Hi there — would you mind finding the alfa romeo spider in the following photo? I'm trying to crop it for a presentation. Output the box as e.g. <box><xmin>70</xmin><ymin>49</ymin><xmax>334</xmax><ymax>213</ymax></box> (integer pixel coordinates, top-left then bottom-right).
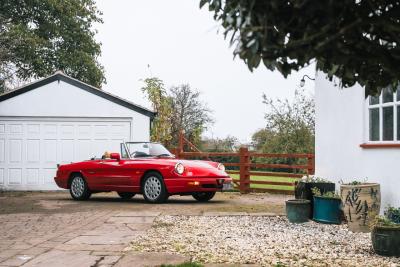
<box><xmin>54</xmin><ymin>142</ymin><xmax>233</xmax><ymax>203</ymax></box>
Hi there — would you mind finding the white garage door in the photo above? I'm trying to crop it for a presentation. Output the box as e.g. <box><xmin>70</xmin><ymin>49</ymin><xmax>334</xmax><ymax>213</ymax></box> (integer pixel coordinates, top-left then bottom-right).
<box><xmin>0</xmin><ymin>118</ymin><xmax>131</xmax><ymax>190</ymax></box>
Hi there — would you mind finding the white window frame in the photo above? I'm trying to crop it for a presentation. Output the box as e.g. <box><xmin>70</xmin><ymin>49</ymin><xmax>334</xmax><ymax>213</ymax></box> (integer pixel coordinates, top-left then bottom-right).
<box><xmin>365</xmin><ymin>89</ymin><xmax>400</xmax><ymax>144</ymax></box>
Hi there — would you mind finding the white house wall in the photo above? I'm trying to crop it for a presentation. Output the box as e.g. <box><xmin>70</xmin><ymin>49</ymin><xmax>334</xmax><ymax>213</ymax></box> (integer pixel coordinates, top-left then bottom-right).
<box><xmin>0</xmin><ymin>80</ymin><xmax>150</xmax><ymax>142</ymax></box>
<box><xmin>315</xmin><ymin>71</ymin><xmax>400</xmax><ymax>208</ymax></box>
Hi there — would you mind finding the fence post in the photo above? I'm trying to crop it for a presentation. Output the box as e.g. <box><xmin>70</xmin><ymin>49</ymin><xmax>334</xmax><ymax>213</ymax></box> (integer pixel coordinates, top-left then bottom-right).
<box><xmin>171</xmin><ymin>148</ymin><xmax>180</xmax><ymax>159</ymax></box>
<box><xmin>239</xmin><ymin>146</ymin><xmax>250</xmax><ymax>193</ymax></box>
<box><xmin>177</xmin><ymin>130</ymin><xmax>184</xmax><ymax>159</ymax></box>
<box><xmin>307</xmin><ymin>155</ymin><xmax>315</xmax><ymax>175</ymax></box>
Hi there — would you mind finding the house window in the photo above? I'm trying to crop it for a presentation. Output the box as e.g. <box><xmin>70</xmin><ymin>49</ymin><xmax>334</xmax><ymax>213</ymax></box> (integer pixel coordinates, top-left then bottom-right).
<box><xmin>367</xmin><ymin>87</ymin><xmax>400</xmax><ymax>142</ymax></box>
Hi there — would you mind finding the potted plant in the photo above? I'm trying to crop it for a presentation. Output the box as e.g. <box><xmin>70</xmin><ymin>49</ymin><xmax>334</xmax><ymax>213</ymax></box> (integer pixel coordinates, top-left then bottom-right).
<box><xmin>384</xmin><ymin>206</ymin><xmax>400</xmax><ymax>224</ymax></box>
<box><xmin>312</xmin><ymin>188</ymin><xmax>342</xmax><ymax>224</ymax></box>
<box><xmin>340</xmin><ymin>180</ymin><xmax>381</xmax><ymax>232</ymax></box>
<box><xmin>295</xmin><ymin>175</ymin><xmax>335</xmax><ymax>218</ymax></box>
<box><xmin>285</xmin><ymin>199</ymin><xmax>311</xmax><ymax>223</ymax></box>
<box><xmin>371</xmin><ymin>207</ymin><xmax>400</xmax><ymax>256</ymax></box>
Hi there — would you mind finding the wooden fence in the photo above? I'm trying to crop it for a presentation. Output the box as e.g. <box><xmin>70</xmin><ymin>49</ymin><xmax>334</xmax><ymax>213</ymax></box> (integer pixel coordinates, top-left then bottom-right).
<box><xmin>170</xmin><ymin>132</ymin><xmax>314</xmax><ymax>194</ymax></box>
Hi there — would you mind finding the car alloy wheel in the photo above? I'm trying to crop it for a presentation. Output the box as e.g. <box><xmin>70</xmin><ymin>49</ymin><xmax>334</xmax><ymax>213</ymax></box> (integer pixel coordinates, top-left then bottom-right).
<box><xmin>69</xmin><ymin>175</ymin><xmax>91</xmax><ymax>200</ymax></box>
<box><xmin>144</xmin><ymin>176</ymin><xmax>162</xmax><ymax>201</ymax></box>
<box><xmin>142</xmin><ymin>172</ymin><xmax>168</xmax><ymax>203</ymax></box>
<box><xmin>71</xmin><ymin>176</ymin><xmax>85</xmax><ymax>197</ymax></box>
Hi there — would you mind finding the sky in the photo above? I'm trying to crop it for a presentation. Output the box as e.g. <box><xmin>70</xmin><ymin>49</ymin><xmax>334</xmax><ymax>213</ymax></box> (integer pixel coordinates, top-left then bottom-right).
<box><xmin>95</xmin><ymin>0</ymin><xmax>315</xmax><ymax>143</ymax></box>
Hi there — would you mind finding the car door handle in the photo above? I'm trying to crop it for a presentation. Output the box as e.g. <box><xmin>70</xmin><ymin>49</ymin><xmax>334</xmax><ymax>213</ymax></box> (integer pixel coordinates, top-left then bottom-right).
<box><xmin>88</xmin><ymin>171</ymin><xmax>95</xmax><ymax>174</ymax></box>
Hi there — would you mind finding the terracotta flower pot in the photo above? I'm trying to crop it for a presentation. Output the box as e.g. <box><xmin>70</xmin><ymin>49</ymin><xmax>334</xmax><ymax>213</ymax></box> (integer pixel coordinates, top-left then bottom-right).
<box><xmin>340</xmin><ymin>183</ymin><xmax>380</xmax><ymax>232</ymax></box>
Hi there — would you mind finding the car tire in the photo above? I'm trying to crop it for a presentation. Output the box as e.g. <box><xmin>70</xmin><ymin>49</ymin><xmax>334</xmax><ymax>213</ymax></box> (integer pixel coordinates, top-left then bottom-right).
<box><xmin>69</xmin><ymin>175</ymin><xmax>91</xmax><ymax>200</ymax></box>
<box><xmin>142</xmin><ymin>172</ymin><xmax>168</xmax><ymax>203</ymax></box>
<box><xmin>192</xmin><ymin>192</ymin><xmax>216</xmax><ymax>202</ymax></box>
<box><xmin>117</xmin><ymin>192</ymin><xmax>135</xmax><ymax>200</ymax></box>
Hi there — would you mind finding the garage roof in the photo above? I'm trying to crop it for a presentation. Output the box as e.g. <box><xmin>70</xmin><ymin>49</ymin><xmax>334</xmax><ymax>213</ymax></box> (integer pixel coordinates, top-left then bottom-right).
<box><xmin>0</xmin><ymin>71</ymin><xmax>156</xmax><ymax>119</ymax></box>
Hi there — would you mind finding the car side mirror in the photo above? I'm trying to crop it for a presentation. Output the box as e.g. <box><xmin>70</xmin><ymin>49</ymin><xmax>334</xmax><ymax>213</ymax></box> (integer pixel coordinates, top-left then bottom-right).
<box><xmin>110</xmin><ymin>153</ymin><xmax>121</xmax><ymax>161</ymax></box>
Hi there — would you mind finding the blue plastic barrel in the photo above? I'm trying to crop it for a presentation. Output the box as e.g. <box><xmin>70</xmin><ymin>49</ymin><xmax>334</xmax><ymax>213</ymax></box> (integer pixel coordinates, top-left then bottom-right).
<box><xmin>313</xmin><ymin>196</ymin><xmax>342</xmax><ymax>224</ymax></box>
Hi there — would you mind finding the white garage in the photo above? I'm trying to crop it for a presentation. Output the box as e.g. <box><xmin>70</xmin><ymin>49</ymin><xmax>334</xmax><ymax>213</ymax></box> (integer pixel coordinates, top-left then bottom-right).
<box><xmin>0</xmin><ymin>71</ymin><xmax>155</xmax><ymax>190</ymax></box>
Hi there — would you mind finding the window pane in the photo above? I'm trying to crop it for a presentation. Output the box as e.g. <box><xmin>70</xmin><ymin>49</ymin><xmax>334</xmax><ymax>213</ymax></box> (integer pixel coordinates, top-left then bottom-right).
<box><xmin>383</xmin><ymin>106</ymin><xmax>394</xmax><ymax>140</ymax></box>
<box><xmin>382</xmin><ymin>87</ymin><xmax>394</xmax><ymax>103</ymax></box>
<box><xmin>369</xmin><ymin>108</ymin><xmax>380</xmax><ymax>141</ymax></box>
<box><xmin>398</xmin><ymin>106</ymin><xmax>400</xmax><ymax>140</ymax></box>
<box><xmin>121</xmin><ymin>144</ymin><xmax>129</xmax><ymax>158</ymax></box>
<box><xmin>369</xmin><ymin>95</ymin><xmax>379</xmax><ymax>105</ymax></box>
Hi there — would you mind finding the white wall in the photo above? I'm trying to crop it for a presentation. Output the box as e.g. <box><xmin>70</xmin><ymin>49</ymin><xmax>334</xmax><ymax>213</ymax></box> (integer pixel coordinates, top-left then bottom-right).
<box><xmin>0</xmin><ymin>80</ymin><xmax>150</xmax><ymax>142</ymax></box>
<box><xmin>315</xmin><ymin>72</ymin><xmax>400</xmax><ymax>208</ymax></box>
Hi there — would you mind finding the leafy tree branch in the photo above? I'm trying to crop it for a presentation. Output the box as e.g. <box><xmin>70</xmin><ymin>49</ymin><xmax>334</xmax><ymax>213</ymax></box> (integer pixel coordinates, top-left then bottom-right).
<box><xmin>200</xmin><ymin>0</ymin><xmax>400</xmax><ymax>95</ymax></box>
<box><xmin>0</xmin><ymin>0</ymin><xmax>105</xmax><ymax>92</ymax></box>
<box><xmin>141</xmin><ymin>77</ymin><xmax>213</xmax><ymax>148</ymax></box>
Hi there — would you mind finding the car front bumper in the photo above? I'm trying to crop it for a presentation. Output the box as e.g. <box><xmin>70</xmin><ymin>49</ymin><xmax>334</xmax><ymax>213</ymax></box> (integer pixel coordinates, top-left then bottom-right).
<box><xmin>164</xmin><ymin>176</ymin><xmax>233</xmax><ymax>194</ymax></box>
<box><xmin>54</xmin><ymin>176</ymin><xmax>68</xmax><ymax>189</ymax></box>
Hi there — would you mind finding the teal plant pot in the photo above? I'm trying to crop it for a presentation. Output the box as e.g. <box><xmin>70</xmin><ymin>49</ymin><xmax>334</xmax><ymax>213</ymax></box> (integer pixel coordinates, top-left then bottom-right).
<box><xmin>286</xmin><ymin>199</ymin><xmax>311</xmax><ymax>223</ymax></box>
<box><xmin>295</xmin><ymin>181</ymin><xmax>336</xmax><ymax>219</ymax></box>
<box><xmin>313</xmin><ymin>196</ymin><xmax>342</xmax><ymax>224</ymax></box>
<box><xmin>372</xmin><ymin>226</ymin><xmax>400</xmax><ymax>256</ymax></box>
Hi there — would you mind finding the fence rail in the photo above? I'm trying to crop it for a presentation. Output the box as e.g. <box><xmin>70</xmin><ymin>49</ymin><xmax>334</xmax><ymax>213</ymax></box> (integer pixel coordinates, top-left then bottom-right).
<box><xmin>172</xmin><ymin>145</ymin><xmax>315</xmax><ymax>194</ymax></box>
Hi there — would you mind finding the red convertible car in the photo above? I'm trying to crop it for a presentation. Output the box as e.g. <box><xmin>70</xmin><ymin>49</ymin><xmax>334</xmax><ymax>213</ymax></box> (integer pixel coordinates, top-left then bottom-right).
<box><xmin>54</xmin><ymin>142</ymin><xmax>233</xmax><ymax>203</ymax></box>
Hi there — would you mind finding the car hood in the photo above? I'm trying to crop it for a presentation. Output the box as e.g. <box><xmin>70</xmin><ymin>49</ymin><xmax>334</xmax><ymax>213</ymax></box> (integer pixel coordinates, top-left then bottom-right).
<box><xmin>132</xmin><ymin>158</ymin><xmax>229</xmax><ymax>178</ymax></box>
<box><xmin>167</xmin><ymin>158</ymin><xmax>217</xmax><ymax>168</ymax></box>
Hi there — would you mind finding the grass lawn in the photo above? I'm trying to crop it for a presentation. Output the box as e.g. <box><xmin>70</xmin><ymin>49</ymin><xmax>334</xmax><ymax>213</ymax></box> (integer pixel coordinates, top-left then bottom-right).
<box><xmin>161</xmin><ymin>263</ymin><xmax>203</xmax><ymax>267</ymax></box>
<box><xmin>229</xmin><ymin>173</ymin><xmax>299</xmax><ymax>191</ymax></box>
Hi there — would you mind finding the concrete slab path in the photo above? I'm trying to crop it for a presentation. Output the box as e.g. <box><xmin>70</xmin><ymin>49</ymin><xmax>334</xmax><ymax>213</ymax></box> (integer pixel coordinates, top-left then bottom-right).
<box><xmin>0</xmin><ymin>211</ymin><xmax>185</xmax><ymax>267</ymax></box>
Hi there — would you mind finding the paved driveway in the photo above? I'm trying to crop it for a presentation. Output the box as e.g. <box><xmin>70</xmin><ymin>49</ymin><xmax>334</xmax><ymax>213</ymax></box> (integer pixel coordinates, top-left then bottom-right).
<box><xmin>0</xmin><ymin>192</ymin><xmax>288</xmax><ymax>266</ymax></box>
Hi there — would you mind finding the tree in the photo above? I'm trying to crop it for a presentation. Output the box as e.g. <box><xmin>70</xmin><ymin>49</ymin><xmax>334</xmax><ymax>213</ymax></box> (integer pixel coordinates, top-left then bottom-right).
<box><xmin>200</xmin><ymin>0</ymin><xmax>400</xmax><ymax>95</ymax></box>
<box><xmin>0</xmin><ymin>16</ymin><xmax>15</xmax><ymax>92</ymax></box>
<box><xmin>0</xmin><ymin>0</ymin><xmax>105</xmax><ymax>92</ymax></box>
<box><xmin>169</xmin><ymin>84</ymin><xmax>213</xmax><ymax>147</ymax></box>
<box><xmin>202</xmin><ymin>135</ymin><xmax>239</xmax><ymax>152</ymax></box>
<box><xmin>252</xmin><ymin>89</ymin><xmax>314</xmax><ymax>171</ymax></box>
<box><xmin>201</xmin><ymin>135</ymin><xmax>240</xmax><ymax>170</ymax></box>
<box><xmin>141</xmin><ymin>78</ymin><xmax>213</xmax><ymax>148</ymax></box>
<box><xmin>141</xmin><ymin>77</ymin><xmax>174</xmax><ymax>146</ymax></box>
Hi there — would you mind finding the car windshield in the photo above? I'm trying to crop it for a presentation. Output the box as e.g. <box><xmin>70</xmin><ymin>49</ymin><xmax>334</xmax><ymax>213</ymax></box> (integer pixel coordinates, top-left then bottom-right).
<box><xmin>125</xmin><ymin>142</ymin><xmax>173</xmax><ymax>158</ymax></box>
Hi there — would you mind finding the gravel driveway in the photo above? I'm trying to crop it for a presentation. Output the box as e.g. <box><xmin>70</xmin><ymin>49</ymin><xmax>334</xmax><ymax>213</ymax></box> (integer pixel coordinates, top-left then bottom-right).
<box><xmin>130</xmin><ymin>215</ymin><xmax>400</xmax><ymax>267</ymax></box>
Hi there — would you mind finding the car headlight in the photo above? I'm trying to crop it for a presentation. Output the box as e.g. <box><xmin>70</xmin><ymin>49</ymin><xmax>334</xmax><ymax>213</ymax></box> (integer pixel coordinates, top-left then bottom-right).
<box><xmin>217</xmin><ymin>163</ymin><xmax>225</xmax><ymax>172</ymax></box>
<box><xmin>175</xmin><ymin>163</ymin><xmax>185</xmax><ymax>174</ymax></box>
